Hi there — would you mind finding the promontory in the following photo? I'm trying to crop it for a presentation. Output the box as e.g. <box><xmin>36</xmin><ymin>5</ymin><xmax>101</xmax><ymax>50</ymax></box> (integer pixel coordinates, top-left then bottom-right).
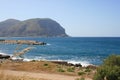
<box><xmin>0</xmin><ymin>18</ymin><xmax>68</xmax><ymax>37</ymax></box>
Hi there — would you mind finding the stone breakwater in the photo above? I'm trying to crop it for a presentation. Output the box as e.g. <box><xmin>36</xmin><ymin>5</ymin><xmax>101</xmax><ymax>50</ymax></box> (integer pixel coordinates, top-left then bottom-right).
<box><xmin>0</xmin><ymin>39</ymin><xmax>46</xmax><ymax>45</ymax></box>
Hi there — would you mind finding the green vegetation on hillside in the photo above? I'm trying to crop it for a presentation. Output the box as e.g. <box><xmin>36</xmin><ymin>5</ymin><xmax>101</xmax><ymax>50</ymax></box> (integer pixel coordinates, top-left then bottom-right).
<box><xmin>94</xmin><ymin>54</ymin><xmax>120</xmax><ymax>80</ymax></box>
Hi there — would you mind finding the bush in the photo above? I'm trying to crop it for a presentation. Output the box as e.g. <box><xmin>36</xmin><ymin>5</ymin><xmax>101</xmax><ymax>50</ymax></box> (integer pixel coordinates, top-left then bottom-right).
<box><xmin>31</xmin><ymin>60</ymin><xmax>36</xmax><ymax>62</ymax></box>
<box><xmin>67</xmin><ymin>67</ymin><xmax>75</xmax><ymax>72</ymax></box>
<box><xmin>44</xmin><ymin>63</ymin><xmax>48</xmax><ymax>66</ymax></box>
<box><xmin>58</xmin><ymin>68</ymin><xmax>65</xmax><ymax>72</ymax></box>
<box><xmin>94</xmin><ymin>54</ymin><xmax>120</xmax><ymax>80</ymax></box>
<box><xmin>84</xmin><ymin>68</ymin><xmax>91</xmax><ymax>72</ymax></box>
<box><xmin>78</xmin><ymin>71</ymin><xmax>85</xmax><ymax>76</ymax></box>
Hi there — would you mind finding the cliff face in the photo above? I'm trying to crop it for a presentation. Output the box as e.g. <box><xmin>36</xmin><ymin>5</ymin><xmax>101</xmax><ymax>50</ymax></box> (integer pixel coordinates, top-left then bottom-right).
<box><xmin>0</xmin><ymin>18</ymin><xmax>68</xmax><ymax>37</ymax></box>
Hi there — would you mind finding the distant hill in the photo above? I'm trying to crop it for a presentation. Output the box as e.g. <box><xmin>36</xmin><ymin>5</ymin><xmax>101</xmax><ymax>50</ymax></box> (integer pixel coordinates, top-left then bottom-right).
<box><xmin>0</xmin><ymin>18</ymin><xmax>68</xmax><ymax>37</ymax></box>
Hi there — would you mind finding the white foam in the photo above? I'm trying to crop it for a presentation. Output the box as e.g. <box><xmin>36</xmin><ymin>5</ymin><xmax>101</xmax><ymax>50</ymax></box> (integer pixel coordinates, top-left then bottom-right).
<box><xmin>11</xmin><ymin>57</ymin><xmax>32</xmax><ymax>62</ymax></box>
<box><xmin>47</xmin><ymin>43</ymin><xmax>51</xmax><ymax>45</ymax></box>
<box><xmin>68</xmin><ymin>61</ymin><xmax>91</xmax><ymax>67</ymax></box>
<box><xmin>23</xmin><ymin>58</ymin><xmax>32</xmax><ymax>62</ymax></box>
<box><xmin>0</xmin><ymin>52</ymin><xmax>8</xmax><ymax>55</ymax></box>
<box><xmin>11</xmin><ymin>57</ymin><xmax>23</xmax><ymax>60</ymax></box>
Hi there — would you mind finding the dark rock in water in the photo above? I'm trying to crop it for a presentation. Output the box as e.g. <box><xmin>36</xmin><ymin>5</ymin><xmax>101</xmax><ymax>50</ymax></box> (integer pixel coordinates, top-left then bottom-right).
<box><xmin>74</xmin><ymin>63</ymin><xmax>82</xmax><ymax>67</ymax></box>
<box><xmin>51</xmin><ymin>61</ymin><xmax>82</xmax><ymax>67</ymax></box>
<box><xmin>51</xmin><ymin>61</ymin><xmax>68</xmax><ymax>65</ymax></box>
<box><xmin>0</xmin><ymin>54</ymin><xmax>10</xmax><ymax>59</ymax></box>
<box><xmin>68</xmin><ymin>63</ymin><xmax>74</xmax><ymax>66</ymax></box>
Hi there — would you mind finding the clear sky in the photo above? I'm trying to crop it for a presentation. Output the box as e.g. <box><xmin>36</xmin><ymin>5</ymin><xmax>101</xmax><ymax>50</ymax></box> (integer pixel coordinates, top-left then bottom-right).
<box><xmin>0</xmin><ymin>0</ymin><xmax>120</xmax><ymax>37</ymax></box>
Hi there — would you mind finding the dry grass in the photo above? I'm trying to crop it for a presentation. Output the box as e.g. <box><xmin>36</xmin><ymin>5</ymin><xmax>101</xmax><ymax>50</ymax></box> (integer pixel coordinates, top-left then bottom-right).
<box><xmin>0</xmin><ymin>60</ymin><xmax>58</xmax><ymax>73</ymax></box>
<box><xmin>0</xmin><ymin>60</ymin><xmax>95</xmax><ymax>79</ymax></box>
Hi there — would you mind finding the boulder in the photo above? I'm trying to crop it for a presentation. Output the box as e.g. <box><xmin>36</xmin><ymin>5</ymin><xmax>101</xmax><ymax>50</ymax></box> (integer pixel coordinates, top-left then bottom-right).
<box><xmin>0</xmin><ymin>54</ymin><xmax>10</xmax><ymax>59</ymax></box>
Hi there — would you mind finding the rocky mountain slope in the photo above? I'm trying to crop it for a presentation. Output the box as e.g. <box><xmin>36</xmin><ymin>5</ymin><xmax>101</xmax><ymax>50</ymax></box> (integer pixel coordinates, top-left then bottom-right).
<box><xmin>0</xmin><ymin>18</ymin><xmax>68</xmax><ymax>37</ymax></box>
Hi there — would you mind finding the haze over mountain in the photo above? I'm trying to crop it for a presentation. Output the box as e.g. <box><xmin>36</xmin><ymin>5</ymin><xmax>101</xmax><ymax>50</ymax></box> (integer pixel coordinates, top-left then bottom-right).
<box><xmin>0</xmin><ymin>18</ymin><xmax>68</xmax><ymax>37</ymax></box>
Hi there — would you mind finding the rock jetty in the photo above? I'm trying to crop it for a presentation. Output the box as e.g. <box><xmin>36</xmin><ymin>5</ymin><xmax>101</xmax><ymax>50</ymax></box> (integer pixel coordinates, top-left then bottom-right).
<box><xmin>0</xmin><ymin>39</ymin><xmax>46</xmax><ymax>45</ymax></box>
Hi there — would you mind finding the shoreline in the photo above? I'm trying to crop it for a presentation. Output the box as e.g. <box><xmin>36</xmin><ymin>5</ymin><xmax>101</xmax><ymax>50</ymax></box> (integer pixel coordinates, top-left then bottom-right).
<box><xmin>0</xmin><ymin>52</ymin><xmax>97</xmax><ymax>68</ymax></box>
<box><xmin>10</xmin><ymin>58</ymin><xmax>97</xmax><ymax>68</ymax></box>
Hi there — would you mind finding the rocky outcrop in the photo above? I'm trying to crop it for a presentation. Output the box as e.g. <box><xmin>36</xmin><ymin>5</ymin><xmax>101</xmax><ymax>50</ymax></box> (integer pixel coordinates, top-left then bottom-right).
<box><xmin>51</xmin><ymin>61</ymin><xmax>82</xmax><ymax>67</ymax></box>
<box><xmin>0</xmin><ymin>54</ymin><xmax>10</xmax><ymax>59</ymax></box>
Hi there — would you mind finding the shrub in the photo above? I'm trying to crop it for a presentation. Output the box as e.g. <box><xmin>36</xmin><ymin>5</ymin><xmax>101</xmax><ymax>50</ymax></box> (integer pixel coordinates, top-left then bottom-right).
<box><xmin>93</xmin><ymin>54</ymin><xmax>120</xmax><ymax>80</ymax></box>
<box><xmin>58</xmin><ymin>68</ymin><xmax>65</xmax><ymax>72</ymax></box>
<box><xmin>31</xmin><ymin>60</ymin><xmax>36</xmax><ymax>62</ymax></box>
<box><xmin>44</xmin><ymin>63</ymin><xmax>48</xmax><ymax>66</ymax></box>
<box><xmin>84</xmin><ymin>68</ymin><xmax>91</xmax><ymax>72</ymax></box>
<box><xmin>78</xmin><ymin>71</ymin><xmax>85</xmax><ymax>76</ymax></box>
<box><xmin>67</xmin><ymin>67</ymin><xmax>75</xmax><ymax>72</ymax></box>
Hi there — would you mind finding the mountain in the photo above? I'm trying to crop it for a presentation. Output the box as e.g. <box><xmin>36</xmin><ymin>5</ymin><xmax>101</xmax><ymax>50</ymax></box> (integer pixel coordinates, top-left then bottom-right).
<box><xmin>0</xmin><ymin>18</ymin><xmax>68</xmax><ymax>37</ymax></box>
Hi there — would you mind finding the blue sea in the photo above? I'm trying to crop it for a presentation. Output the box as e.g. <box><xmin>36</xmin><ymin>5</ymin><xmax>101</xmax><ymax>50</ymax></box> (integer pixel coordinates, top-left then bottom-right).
<box><xmin>0</xmin><ymin>37</ymin><xmax>120</xmax><ymax>66</ymax></box>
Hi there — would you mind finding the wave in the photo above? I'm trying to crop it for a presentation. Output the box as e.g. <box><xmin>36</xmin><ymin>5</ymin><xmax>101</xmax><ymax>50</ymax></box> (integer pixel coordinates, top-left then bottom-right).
<box><xmin>0</xmin><ymin>52</ymin><xmax>10</xmax><ymax>56</ymax></box>
<box><xmin>47</xmin><ymin>43</ymin><xmax>51</xmax><ymax>45</ymax></box>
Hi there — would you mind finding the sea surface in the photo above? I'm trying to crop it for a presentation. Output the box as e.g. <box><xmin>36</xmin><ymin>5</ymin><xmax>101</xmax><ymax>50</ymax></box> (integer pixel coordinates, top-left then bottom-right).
<box><xmin>0</xmin><ymin>37</ymin><xmax>120</xmax><ymax>66</ymax></box>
